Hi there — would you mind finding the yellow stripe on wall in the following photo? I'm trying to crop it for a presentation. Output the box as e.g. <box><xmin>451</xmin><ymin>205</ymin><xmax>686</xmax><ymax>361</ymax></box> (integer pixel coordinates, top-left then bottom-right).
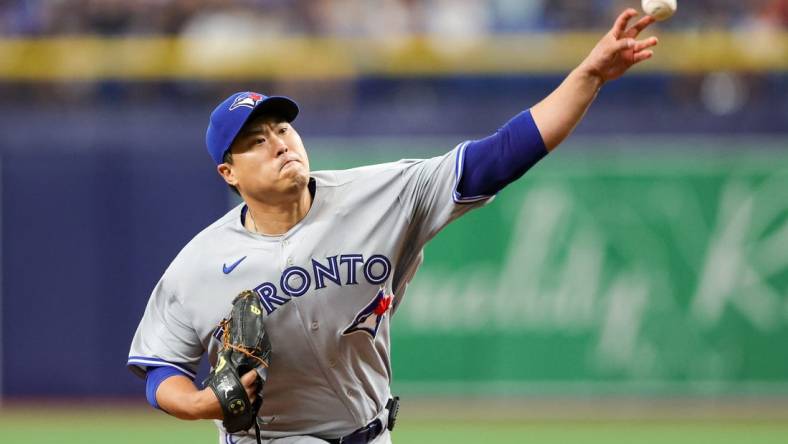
<box><xmin>0</xmin><ymin>31</ymin><xmax>785</xmax><ymax>81</ymax></box>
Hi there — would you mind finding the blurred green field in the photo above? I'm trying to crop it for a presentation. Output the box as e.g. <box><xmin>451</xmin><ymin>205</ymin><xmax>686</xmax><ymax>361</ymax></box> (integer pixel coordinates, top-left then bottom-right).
<box><xmin>2</xmin><ymin>402</ymin><xmax>788</xmax><ymax>444</ymax></box>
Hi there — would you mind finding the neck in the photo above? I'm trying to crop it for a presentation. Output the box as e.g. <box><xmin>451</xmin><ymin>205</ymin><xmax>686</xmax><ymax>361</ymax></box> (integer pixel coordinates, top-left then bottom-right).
<box><xmin>244</xmin><ymin>186</ymin><xmax>312</xmax><ymax>236</ymax></box>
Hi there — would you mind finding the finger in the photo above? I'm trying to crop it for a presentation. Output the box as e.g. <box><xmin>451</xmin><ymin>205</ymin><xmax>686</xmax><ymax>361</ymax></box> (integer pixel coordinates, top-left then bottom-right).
<box><xmin>614</xmin><ymin>37</ymin><xmax>636</xmax><ymax>52</ymax></box>
<box><xmin>633</xmin><ymin>50</ymin><xmax>654</xmax><ymax>63</ymax></box>
<box><xmin>246</xmin><ymin>385</ymin><xmax>257</xmax><ymax>402</ymax></box>
<box><xmin>633</xmin><ymin>36</ymin><xmax>659</xmax><ymax>52</ymax></box>
<box><xmin>613</xmin><ymin>8</ymin><xmax>639</xmax><ymax>37</ymax></box>
<box><xmin>241</xmin><ymin>369</ymin><xmax>260</xmax><ymax>401</ymax></box>
<box><xmin>241</xmin><ymin>369</ymin><xmax>259</xmax><ymax>387</ymax></box>
<box><xmin>626</xmin><ymin>15</ymin><xmax>656</xmax><ymax>38</ymax></box>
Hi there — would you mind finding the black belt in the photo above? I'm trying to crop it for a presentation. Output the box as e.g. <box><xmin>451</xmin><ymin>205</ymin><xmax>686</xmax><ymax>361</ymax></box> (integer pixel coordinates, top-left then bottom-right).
<box><xmin>325</xmin><ymin>397</ymin><xmax>400</xmax><ymax>444</ymax></box>
<box><xmin>325</xmin><ymin>418</ymin><xmax>383</xmax><ymax>444</ymax></box>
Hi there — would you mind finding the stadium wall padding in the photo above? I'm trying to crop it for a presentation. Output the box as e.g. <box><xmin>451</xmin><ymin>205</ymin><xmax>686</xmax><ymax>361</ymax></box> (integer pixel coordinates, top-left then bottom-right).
<box><xmin>1</xmin><ymin>75</ymin><xmax>787</xmax><ymax>397</ymax></box>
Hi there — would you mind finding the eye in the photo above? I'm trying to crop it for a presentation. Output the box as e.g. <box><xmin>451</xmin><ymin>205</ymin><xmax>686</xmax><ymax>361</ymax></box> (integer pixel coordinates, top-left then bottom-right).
<box><xmin>254</xmin><ymin>137</ymin><xmax>266</xmax><ymax>145</ymax></box>
<box><xmin>279</xmin><ymin>126</ymin><xmax>288</xmax><ymax>135</ymax></box>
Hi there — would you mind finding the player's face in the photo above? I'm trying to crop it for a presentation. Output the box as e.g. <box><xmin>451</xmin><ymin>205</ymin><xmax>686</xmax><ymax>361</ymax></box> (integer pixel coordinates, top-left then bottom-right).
<box><xmin>219</xmin><ymin>114</ymin><xmax>310</xmax><ymax>202</ymax></box>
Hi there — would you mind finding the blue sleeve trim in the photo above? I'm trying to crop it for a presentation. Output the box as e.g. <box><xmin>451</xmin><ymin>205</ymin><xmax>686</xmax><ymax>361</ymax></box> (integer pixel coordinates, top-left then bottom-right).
<box><xmin>146</xmin><ymin>366</ymin><xmax>190</xmax><ymax>410</ymax></box>
<box><xmin>456</xmin><ymin>109</ymin><xmax>548</xmax><ymax>199</ymax></box>
<box><xmin>127</xmin><ymin>356</ymin><xmax>197</xmax><ymax>380</ymax></box>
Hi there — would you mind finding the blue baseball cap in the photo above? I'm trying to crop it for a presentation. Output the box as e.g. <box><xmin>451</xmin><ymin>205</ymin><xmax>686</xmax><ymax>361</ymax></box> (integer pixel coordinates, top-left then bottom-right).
<box><xmin>205</xmin><ymin>91</ymin><xmax>299</xmax><ymax>165</ymax></box>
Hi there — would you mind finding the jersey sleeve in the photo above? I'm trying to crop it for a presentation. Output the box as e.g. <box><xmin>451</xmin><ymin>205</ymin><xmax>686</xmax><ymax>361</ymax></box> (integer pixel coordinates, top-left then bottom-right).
<box><xmin>127</xmin><ymin>276</ymin><xmax>202</xmax><ymax>380</ymax></box>
<box><xmin>398</xmin><ymin>142</ymin><xmax>494</xmax><ymax>246</ymax></box>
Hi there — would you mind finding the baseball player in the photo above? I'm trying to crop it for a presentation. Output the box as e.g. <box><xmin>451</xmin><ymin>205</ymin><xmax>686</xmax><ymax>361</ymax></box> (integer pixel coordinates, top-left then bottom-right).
<box><xmin>128</xmin><ymin>10</ymin><xmax>658</xmax><ymax>444</ymax></box>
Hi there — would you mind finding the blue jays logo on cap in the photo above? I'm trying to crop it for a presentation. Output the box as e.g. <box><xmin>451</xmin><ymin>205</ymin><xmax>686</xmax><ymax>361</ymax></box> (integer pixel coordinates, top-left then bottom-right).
<box><xmin>342</xmin><ymin>287</ymin><xmax>394</xmax><ymax>339</ymax></box>
<box><xmin>229</xmin><ymin>92</ymin><xmax>265</xmax><ymax>111</ymax></box>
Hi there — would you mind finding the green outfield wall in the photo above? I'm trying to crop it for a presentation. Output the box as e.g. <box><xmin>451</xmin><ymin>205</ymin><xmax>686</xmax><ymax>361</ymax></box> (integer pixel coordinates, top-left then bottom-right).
<box><xmin>309</xmin><ymin>137</ymin><xmax>788</xmax><ymax>396</ymax></box>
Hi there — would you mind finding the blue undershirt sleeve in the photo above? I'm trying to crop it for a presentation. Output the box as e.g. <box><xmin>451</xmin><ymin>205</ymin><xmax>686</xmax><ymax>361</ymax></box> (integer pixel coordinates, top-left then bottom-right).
<box><xmin>145</xmin><ymin>365</ymin><xmax>191</xmax><ymax>410</ymax></box>
<box><xmin>457</xmin><ymin>109</ymin><xmax>548</xmax><ymax>199</ymax></box>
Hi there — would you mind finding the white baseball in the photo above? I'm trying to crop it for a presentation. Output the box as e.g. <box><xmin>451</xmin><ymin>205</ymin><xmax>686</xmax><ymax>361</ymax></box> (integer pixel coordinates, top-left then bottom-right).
<box><xmin>642</xmin><ymin>0</ymin><xmax>677</xmax><ymax>21</ymax></box>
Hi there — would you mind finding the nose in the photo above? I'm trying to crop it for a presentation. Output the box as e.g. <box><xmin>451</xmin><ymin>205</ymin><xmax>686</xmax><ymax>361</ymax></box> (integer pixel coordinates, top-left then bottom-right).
<box><xmin>272</xmin><ymin>136</ymin><xmax>288</xmax><ymax>157</ymax></box>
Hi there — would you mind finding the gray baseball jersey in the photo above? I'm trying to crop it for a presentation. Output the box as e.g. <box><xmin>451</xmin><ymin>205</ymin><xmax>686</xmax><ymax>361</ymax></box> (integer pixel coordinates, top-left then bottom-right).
<box><xmin>128</xmin><ymin>142</ymin><xmax>491</xmax><ymax>440</ymax></box>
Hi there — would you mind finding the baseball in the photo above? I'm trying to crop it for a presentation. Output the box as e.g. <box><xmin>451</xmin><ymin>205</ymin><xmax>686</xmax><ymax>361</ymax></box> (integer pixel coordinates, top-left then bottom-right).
<box><xmin>642</xmin><ymin>0</ymin><xmax>677</xmax><ymax>21</ymax></box>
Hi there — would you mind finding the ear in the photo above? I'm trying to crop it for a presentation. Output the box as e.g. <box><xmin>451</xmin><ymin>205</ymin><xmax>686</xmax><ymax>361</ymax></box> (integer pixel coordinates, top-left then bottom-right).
<box><xmin>217</xmin><ymin>163</ymin><xmax>238</xmax><ymax>187</ymax></box>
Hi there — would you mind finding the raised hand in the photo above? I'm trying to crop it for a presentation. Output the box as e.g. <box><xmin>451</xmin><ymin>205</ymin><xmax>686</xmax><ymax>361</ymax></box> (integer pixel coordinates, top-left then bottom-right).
<box><xmin>580</xmin><ymin>9</ymin><xmax>659</xmax><ymax>84</ymax></box>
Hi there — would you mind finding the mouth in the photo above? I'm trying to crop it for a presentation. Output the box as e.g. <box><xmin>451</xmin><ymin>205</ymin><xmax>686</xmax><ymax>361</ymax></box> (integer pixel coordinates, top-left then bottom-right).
<box><xmin>280</xmin><ymin>158</ymin><xmax>301</xmax><ymax>171</ymax></box>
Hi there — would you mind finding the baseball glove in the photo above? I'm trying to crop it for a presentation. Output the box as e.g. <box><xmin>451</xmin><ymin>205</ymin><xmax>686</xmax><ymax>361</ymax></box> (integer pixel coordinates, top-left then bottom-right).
<box><xmin>205</xmin><ymin>290</ymin><xmax>272</xmax><ymax>440</ymax></box>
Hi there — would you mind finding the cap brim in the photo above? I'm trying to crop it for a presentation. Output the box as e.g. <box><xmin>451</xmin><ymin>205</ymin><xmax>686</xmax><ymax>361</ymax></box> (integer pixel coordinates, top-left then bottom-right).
<box><xmin>248</xmin><ymin>96</ymin><xmax>299</xmax><ymax>123</ymax></box>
